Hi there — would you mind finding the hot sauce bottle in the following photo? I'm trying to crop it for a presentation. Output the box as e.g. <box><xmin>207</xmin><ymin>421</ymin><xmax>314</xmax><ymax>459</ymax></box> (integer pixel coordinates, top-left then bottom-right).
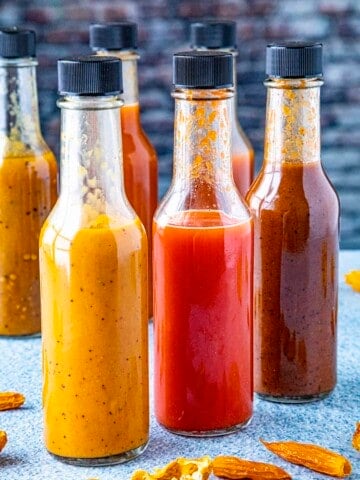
<box><xmin>40</xmin><ymin>56</ymin><xmax>148</xmax><ymax>464</ymax></box>
<box><xmin>246</xmin><ymin>42</ymin><xmax>339</xmax><ymax>402</ymax></box>
<box><xmin>0</xmin><ymin>28</ymin><xmax>58</xmax><ymax>336</ymax></box>
<box><xmin>153</xmin><ymin>51</ymin><xmax>253</xmax><ymax>436</ymax></box>
<box><xmin>90</xmin><ymin>22</ymin><xmax>158</xmax><ymax>318</ymax></box>
<box><xmin>190</xmin><ymin>20</ymin><xmax>254</xmax><ymax>196</ymax></box>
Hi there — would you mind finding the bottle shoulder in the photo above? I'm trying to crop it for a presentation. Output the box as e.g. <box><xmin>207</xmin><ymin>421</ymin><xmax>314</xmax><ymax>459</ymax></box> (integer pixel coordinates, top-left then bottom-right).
<box><xmin>121</xmin><ymin>123</ymin><xmax>157</xmax><ymax>162</ymax></box>
<box><xmin>232</xmin><ymin>121</ymin><xmax>254</xmax><ymax>156</ymax></box>
<box><xmin>247</xmin><ymin>161</ymin><xmax>339</xmax><ymax>215</ymax></box>
<box><xmin>40</xmin><ymin>208</ymin><xmax>146</xmax><ymax>251</ymax></box>
<box><xmin>155</xmin><ymin>184</ymin><xmax>251</xmax><ymax>227</ymax></box>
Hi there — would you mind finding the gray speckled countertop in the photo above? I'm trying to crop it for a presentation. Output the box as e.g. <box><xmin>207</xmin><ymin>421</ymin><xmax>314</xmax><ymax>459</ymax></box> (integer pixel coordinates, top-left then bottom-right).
<box><xmin>0</xmin><ymin>250</ymin><xmax>359</xmax><ymax>480</ymax></box>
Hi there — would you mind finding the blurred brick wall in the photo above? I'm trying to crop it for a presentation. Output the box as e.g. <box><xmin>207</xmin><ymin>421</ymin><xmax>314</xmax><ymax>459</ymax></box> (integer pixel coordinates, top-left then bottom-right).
<box><xmin>1</xmin><ymin>0</ymin><xmax>360</xmax><ymax>247</ymax></box>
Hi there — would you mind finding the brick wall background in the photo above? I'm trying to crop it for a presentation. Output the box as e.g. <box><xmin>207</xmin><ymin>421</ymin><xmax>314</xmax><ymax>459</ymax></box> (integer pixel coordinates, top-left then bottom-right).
<box><xmin>1</xmin><ymin>0</ymin><xmax>359</xmax><ymax>247</ymax></box>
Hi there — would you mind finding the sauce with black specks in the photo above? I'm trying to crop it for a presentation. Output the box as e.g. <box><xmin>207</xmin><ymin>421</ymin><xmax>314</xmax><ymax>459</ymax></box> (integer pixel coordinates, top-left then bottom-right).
<box><xmin>247</xmin><ymin>161</ymin><xmax>339</xmax><ymax>399</ymax></box>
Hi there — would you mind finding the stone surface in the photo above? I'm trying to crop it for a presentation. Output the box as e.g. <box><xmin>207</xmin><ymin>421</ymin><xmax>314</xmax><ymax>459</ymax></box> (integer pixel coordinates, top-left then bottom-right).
<box><xmin>0</xmin><ymin>0</ymin><xmax>358</xmax><ymax>247</ymax></box>
<box><xmin>0</xmin><ymin>251</ymin><xmax>359</xmax><ymax>479</ymax></box>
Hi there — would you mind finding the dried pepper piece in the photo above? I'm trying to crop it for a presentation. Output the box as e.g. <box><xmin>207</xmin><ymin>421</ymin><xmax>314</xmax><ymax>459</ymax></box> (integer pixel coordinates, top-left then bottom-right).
<box><xmin>131</xmin><ymin>472</ymin><xmax>153</xmax><ymax>480</ymax></box>
<box><xmin>352</xmin><ymin>422</ymin><xmax>360</xmax><ymax>451</ymax></box>
<box><xmin>131</xmin><ymin>456</ymin><xmax>212</xmax><ymax>480</ymax></box>
<box><xmin>212</xmin><ymin>455</ymin><xmax>291</xmax><ymax>480</ymax></box>
<box><xmin>261</xmin><ymin>439</ymin><xmax>352</xmax><ymax>478</ymax></box>
<box><xmin>0</xmin><ymin>391</ymin><xmax>25</xmax><ymax>411</ymax></box>
<box><xmin>152</xmin><ymin>458</ymin><xmax>181</xmax><ymax>479</ymax></box>
<box><xmin>0</xmin><ymin>430</ymin><xmax>7</xmax><ymax>452</ymax></box>
<box><xmin>344</xmin><ymin>270</ymin><xmax>360</xmax><ymax>292</ymax></box>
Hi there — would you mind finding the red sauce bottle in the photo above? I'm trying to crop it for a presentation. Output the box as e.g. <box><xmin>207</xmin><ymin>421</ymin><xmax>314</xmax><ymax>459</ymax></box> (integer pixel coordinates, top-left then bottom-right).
<box><xmin>246</xmin><ymin>42</ymin><xmax>339</xmax><ymax>402</ymax></box>
<box><xmin>190</xmin><ymin>20</ymin><xmax>254</xmax><ymax>197</ymax></box>
<box><xmin>153</xmin><ymin>52</ymin><xmax>253</xmax><ymax>436</ymax></box>
<box><xmin>90</xmin><ymin>23</ymin><xmax>158</xmax><ymax>318</ymax></box>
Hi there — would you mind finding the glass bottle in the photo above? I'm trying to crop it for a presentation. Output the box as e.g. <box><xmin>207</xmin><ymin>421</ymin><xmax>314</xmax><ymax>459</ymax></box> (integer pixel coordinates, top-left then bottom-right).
<box><xmin>153</xmin><ymin>51</ymin><xmax>253</xmax><ymax>436</ymax></box>
<box><xmin>246</xmin><ymin>42</ymin><xmax>339</xmax><ymax>402</ymax></box>
<box><xmin>190</xmin><ymin>20</ymin><xmax>254</xmax><ymax>196</ymax></box>
<box><xmin>90</xmin><ymin>22</ymin><xmax>158</xmax><ymax>318</ymax></box>
<box><xmin>40</xmin><ymin>56</ymin><xmax>148</xmax><ymax>464</ymax></box>
<box><xmin>0</xmin><ymin>28</ymin><xmax>58</xmax><ymax>336</ymax></box>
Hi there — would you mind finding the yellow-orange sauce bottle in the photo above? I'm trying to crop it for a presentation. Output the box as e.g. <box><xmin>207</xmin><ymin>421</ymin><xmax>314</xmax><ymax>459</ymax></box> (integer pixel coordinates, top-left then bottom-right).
<box><xmin>39</xmin><ymin>56</ymin><xmax>148</xmax><ymax>465</ymax></box>
<box><xmin>90</xmin><ymin>22</ymin><xmax>158</xmax><ymax>318</ymax></box>
<box><xmin>0</xmin><ymin>28</ymin><xmax>58</xmax><ymax>336</ymax></box>
<box><xmin>190</xmin><ymin>20</ymin><xmax>254</xmax><ymax>197</ymax></box>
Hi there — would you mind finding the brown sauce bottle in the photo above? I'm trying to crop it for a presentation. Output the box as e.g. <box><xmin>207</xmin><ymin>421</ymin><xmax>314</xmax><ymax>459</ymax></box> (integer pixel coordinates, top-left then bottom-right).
<box><xmin>246</xmin><ymin>42</ymin><xmax>339</xmax><ymax>402</ymax></box>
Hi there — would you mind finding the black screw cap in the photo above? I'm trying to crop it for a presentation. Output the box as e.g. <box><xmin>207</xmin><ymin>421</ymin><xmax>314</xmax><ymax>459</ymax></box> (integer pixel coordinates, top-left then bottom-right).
<box><xmin>58</xmin><ymin>55</ymin><xmax>122</xmax><ymax>95</ymax></box>
<box><xmin>0</xmin><ymin>27</ymin><xmax>36</xmax><ymax>58</ymax></box>
<box><xmin>89</xmin><ymin>22</ymin><xmax>137</xmax><ymax>51</ymax></box>
<box><xmin>190</xmin><ymin>20</ymin><xmax>237</xmax><ymax>49</ymax></box>
<box><xmin>173</xmin><ymin>51</ymin><xmax>233</xmax><ymax>89</ymax></box>
<box><xmin>266</xmin><ymin>41</ymin><xmax>323</xmax><ymax>78</ymax></box>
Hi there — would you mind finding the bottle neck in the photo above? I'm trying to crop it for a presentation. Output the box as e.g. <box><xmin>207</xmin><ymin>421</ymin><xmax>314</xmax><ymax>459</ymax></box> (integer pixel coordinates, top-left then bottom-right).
<box><xmin>264</xmin><ymin>77</ymin><xmax>322</xmax><ymax>168</ymax></box>
<box><xmin>0</xmin><ymin>57</ymin><xmax>43</xmax><ymax>156</ymax></box>
<box><xmin>58</xmin><ymin>95</ymin><xmax>129</xmax><ymax>221</ymax></box>
<box><xmin>194</xmin><ymin>47</ymin><xmax>239</xmax><ymax>123</ymax></box>
<box><xmin>96</xmin><ymin>49</ymin><xmax>139</xmax><ymax>105</ymax></box>
<box><xmin>172</xmin><ymin>88</ymin><xmax>234</xmax><ymax>204</ymax></box>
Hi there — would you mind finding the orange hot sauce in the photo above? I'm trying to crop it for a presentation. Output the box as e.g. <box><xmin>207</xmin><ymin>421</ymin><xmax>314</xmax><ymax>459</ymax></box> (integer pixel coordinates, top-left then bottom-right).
<box><xmin>231</xmin><ymin>142</ymin><xmax>255</xmax><ymax>196</ymax></box>
<box><xmin>0</xmin><ymin>150</ymin><xmax>57</xmax><ymax>335</ymax></box>
<box><xmin>121</xmin><ymin>102</ymin><xmax>158</xmax><ymax>316</ymax></box>
<box><xmin>0</xmin><ymin>28</ymin><xmax>58</xmax><ymax>336</ymax></box>
<box><xmin>90</xmin><ymin>23</ymin><xmax>158</xmax><ymax>318</ymax></box>
<box><xmin>190</xmin><ymin>20</ymin><xmax>255</xmax><ymax>197</ymax></box>
<box><xmin>41</xmin><ymin>215</ymin><xmax>148</xmax><ymax>459</ymax></box>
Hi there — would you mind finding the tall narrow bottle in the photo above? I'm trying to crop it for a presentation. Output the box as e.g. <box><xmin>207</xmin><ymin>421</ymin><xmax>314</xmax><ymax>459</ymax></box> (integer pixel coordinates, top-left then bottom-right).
<box><xmin>90</xmin><ymin>22</ymin><xmax>158</xmax><ymax>318</ymax></box>
<box><xmin>246</xmin><ymin>42</ymin><xmax>339</xmax><ymax>402</ymax></box>
<box><xmin>153</xmin><ymin>51</ymin><xmax>253</xmax><ymax>436</ymax></box>
<box><xmin>0</xmin><ymin>28</ymin><xmax>58</xmax><ymax>336</ymax></box>
<box><xmin>190</xmin><ymin>20</ymin><xmax>254</xmax><ymax>196</ymax></box>
<box><xmin>40</xmin><ymin>56</ymin><xmax>148</xmax><ymax>464</ymax></box>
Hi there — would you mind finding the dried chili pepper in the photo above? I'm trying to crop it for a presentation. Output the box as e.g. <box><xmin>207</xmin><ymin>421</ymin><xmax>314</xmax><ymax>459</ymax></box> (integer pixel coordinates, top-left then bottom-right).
<box><xmin>261</xmin><ymin>439</ymin><xmax>352</xmax><ymax>478</ymax></box>
<box><xmin>0</xmin><ymin>391</ymin><xmax>25</xmax><ymax>411</ymax></box>
<box><xmin>212</xmin><ymin>455</ymin><xmax>291</xmax><ymax>479</ymax></box>
<box><xmin>131</xmin><ymin>456</ymin><xmax>212</xmax><ymax>480</ymax></box>
<box><xmin>352</xmin><ymin>422</ymin><xmax>360</xmax><ymax>451</ymax></box>
<box><xmin>0</xmin><ymin>430</ymin><xmax>7</xmax><ymax>452</ymax></box>
<box><xmin>344</xmin><ymin>270</ymin><xmax>360</xmax><ymax>292</ymax></box>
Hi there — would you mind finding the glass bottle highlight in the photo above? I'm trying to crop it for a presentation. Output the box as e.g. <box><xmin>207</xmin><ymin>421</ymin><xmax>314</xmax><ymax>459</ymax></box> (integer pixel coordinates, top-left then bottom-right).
<box><xmin>153</xmin><ymin>51</ymin><xmax>253</xmax><ymax>436</ymax></box>
<box><xmin>246</xmin><ymin>42</ymin><xmax>339</xmax><ymax>402</ymax></box>
<box><xmin>190</xmin><ymin>20</ymin><xmax>254</xmax><ymax>196</ymax></box>
<box><xmin>0</xmin><ymin>28</ymin><xmax>58</xmax><ymax>336</ymax></box>
<box><xmin>40</xmin><ymin>56</ymin><xmax>148</xmax><ymax>464</ymax></box>
<box><xmin>90</xmin><ymin>22</ymin><xmax>158</xmax><ymax>318</ymax></box>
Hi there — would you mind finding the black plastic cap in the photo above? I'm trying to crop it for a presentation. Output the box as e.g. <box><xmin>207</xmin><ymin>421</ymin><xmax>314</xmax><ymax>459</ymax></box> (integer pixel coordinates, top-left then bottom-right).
<box><xmin>89</xmin><ymin>22</ymin><xmax>137</xmax><ymax>51</ymax></box>
<box><xmin>266</xmin><ymin>42</ymin><xmax>323</xmax><ymax>78</ymax></box>
<box><xmin>58</xmin><ymin>56</ymin><xmax>122</xmax><ymax>96</ymax></box>
<box><xmin>173</xmin><ymin>51</ymin><xmax>233</xmax><ymax>89</ymax></box>
<box><xmin>190</xmin><ymin>20</ymin><xmax>237</xmax><ymax>49</ymax></box>
<box><xmin>0</xmin><ymin>27</ymin><xmax>36</xmax><ymax>58</ymax></box>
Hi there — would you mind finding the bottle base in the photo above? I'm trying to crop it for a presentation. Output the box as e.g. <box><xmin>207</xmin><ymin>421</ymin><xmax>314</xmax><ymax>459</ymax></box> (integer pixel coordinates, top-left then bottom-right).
<box><xmin>160</xmin><ymin>415</ymin><xmax>252</xmax><ymax>438</ymax></box>
<box><xmin>0</xmin><ymin>331</ymin><xmax>41</xmax><ymax>339</ymax></box>
<box><xmin>256</xmin><ymin>390</ymin><xmax>333</xmax><ymax>404</ymax></box>
<box><xmin>48</xmin><ymin>441</ymin><xmax>148</xmax><ymax>466</ymax></box>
